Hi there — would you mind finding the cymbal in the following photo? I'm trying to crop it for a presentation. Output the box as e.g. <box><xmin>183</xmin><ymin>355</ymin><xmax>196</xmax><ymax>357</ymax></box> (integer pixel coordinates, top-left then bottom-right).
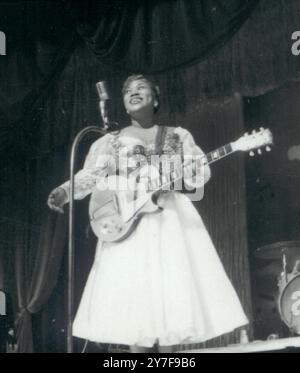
<box><xmin>254</xmin><ymin>241</ymin><xmax>300</xmax><ymax>259</ymax></box>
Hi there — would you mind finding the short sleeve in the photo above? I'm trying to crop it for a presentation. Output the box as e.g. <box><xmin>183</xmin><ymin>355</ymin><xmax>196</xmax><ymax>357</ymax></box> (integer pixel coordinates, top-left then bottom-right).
<box><xmin>174</xmin><ymin>126</ymin><xmax>211</xmax><ymax>188</ymax></box>
<box><xmin>59</xmin><ymin>133</ymin><xmax>115</xmax><ymax>201</ymax></box>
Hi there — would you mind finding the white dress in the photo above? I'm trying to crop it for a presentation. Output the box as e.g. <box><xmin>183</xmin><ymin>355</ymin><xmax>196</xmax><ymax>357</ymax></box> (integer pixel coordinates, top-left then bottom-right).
<box><xmin>60</xmin><ymin>126</ymin><xmax>248</xmax><ymax>347</ymax></box>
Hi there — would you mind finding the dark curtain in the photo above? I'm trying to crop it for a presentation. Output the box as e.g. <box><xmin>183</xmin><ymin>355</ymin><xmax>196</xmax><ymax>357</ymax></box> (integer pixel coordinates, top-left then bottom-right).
<box><xmin>0</xmin><ymin>1</ymin><xmax>77</xmax><ymax>352</ymax></box>
<box><xmin>245</xmin><ymin>83</ymin><xmax>300</xmax><ymax>248</ymax></box>
<box><xmin>0</xmin><ymin>0</ymin><xmax>260</xmax><ymax>162</ymax></box>
<box><xmin>1</xmin><ymin>0</ymin><xmax>300</xmax><ymax>352</ymax></box>
<box><xmin>3</xmin><ymin>0</ymin><xmax>300</xmax><ymax>162</ymax></box>
<box><xmin>0</xmin><ymin>155</ymin><xmax>69</xmax><ymax>352</ymax></box>
<box><xmin>0</xmin><ymin>1</ymin><xmax>78</xmax><ymax>163</ymax></box>
<box><xmin>75</xmin><ymin>0</ymin><xmax>259</xmax><ymax>73</ymax></box>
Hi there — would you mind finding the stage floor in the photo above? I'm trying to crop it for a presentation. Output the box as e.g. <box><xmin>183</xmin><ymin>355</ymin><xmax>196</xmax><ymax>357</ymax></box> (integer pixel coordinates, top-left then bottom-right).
<box><xmin>180</xmin><ymin>336</ymin><xmax>300</xmax><ymax>353</ymax></box>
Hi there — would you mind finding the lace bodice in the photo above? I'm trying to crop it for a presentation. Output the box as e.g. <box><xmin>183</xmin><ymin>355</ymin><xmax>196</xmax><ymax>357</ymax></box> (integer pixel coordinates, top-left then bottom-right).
<box><xmin>59</xmin><ymin>126</ymin><xmax>211</xmax><ymax>201</ymax></box>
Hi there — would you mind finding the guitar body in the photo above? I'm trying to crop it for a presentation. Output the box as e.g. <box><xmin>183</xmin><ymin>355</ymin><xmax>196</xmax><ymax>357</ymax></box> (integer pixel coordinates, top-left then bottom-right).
<box><xmin>89</xmin><ymin>173</ymin><xmax>161</xmax><ymax>242</ymax></box>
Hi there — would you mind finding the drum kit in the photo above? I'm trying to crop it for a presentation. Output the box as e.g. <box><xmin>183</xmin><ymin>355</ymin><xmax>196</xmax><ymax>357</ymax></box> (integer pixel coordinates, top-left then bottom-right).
<box><xmin>255</xmin><ymin>240</ymin><xmax>300</xmax><ymax>335</ymax></box>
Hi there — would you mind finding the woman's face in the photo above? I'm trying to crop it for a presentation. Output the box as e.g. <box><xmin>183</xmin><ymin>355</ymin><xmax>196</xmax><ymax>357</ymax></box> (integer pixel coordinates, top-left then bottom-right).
<box><xmin>123</xmin><ymin>79</ymin><xmax>157</xmax><ymax>116</ymax></box>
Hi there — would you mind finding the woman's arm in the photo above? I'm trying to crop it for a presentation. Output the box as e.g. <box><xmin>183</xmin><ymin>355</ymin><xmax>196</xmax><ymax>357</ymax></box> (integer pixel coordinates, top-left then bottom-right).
<box><xmin>47</xmin><ymin>134</ymin><xmax>114</xmax><ymax>212</ymax></box>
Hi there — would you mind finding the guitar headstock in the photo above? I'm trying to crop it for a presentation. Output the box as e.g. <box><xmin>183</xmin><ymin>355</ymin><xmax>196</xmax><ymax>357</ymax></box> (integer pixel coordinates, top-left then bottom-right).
<box><xmin>232</xmin><ymin>127</ymin><xmax>273</xmax><ymax>156</ymax></box>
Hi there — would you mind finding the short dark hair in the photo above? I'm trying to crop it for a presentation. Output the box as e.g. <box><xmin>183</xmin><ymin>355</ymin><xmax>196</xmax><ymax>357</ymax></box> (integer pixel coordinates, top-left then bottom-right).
<box><xmin>122</xmin><ymin>74</ymin><xmax>160</xmax><ymax>113</ymax></box>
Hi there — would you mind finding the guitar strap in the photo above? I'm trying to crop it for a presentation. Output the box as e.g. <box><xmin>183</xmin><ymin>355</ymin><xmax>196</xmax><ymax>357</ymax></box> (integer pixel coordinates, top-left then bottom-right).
<box><xmin>154</xmin><ymin>125</ymin><xmax>167</xmax><ymax>157</ymax></box>
<box><xmin>154</xmin><ymin>125</ymin><xmax>167</xmax><ymax>178</ymax></box>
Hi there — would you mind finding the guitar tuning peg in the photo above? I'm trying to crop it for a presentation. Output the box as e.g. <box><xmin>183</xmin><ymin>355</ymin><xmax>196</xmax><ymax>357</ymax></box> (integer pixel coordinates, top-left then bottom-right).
<box><xmin>252</xmin><ymin>130</ymin><xmax>256</xmax><ymax>134</ymax></box>
<box><xmin>257</xmin><ymin>149</ymin><xmax>262</xmax><ymax>155</ymax></box>
<box><xmin>249</xmin><ymin>151</ymin><xmax>255</xmax><ymax>157</ymax></box>
<box><xmin>260</xmin><ymin>126</ymin><xmax>265</xmax><ymax>131</ymax></box>
<box><xmin>265</xmin><ymin>146</ymin><xmax>271</xmax><ymax>152</ymax></box>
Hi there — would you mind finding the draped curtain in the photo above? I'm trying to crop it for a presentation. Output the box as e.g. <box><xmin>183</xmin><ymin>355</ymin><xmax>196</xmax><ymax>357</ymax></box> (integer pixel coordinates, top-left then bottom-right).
<box><xmin>0</xmin><ymin>0</ymin><xmax>299</xmax><ymax>352</ymax></box>
<box><xmin>75</xmin><ymin>0</ymin><xmax>259</xmax><ymax>73</ymax></box>
<box><xmin>3</xmin><ymin>0</ymin><xmax>300</xmax><ymax>161</ymax></box>
<box><xmin>0</xmin><ymin>154</ymin><xmax>69</xmax><ymax>352</ymax></box>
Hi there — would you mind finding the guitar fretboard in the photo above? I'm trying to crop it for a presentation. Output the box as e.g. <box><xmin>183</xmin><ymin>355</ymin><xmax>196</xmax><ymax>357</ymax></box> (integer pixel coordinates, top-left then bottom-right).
<box><xmin>147</xmin><ymin>142</ymin><xmax>234</xmax><ymax>191</ymax></box>
<box><xmin>205</xmin><ymin>143</ymin><xmax>233</xmax><ymax>165</ymax></box>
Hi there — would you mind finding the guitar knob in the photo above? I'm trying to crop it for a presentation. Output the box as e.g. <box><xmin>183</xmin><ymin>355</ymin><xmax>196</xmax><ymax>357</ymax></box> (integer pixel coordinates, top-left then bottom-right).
<box><xmin>257</xmin><ymin>149</ymin><xmax>262</xmax><ymax>155</ymax></box>
<box><xmin>266</xmin><ymin>146</ymin><xmax>271</xmax><ymax>152</ymax></box>
<box><xmin>249</xmin><ymin>151</ymin><xmax>255</xmax><ymax>157</ymax></box>
<box><xmin>260</xmin><ymin>126</ymin><xmax>264</xmax><ymax>131</ymax></box>
<box><xmin>252</xmin><ymin>130</ymin><xmax>256</xmax><ymax>134</ymax></box>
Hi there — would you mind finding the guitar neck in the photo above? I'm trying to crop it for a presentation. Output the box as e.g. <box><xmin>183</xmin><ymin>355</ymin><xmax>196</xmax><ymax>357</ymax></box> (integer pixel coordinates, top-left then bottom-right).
<box><xmin>204</xmin><ymin>143</ymin><xmax>234</xmax><ymax>165</ymax></box>
<box><xmin>147</xmin><ymin>142</ymin><xmax>236</xmax><ymax>191</ymax></box>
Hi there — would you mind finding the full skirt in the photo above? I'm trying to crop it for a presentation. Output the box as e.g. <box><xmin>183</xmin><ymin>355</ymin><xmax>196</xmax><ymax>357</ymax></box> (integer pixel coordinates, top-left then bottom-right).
<box><xmin>73</xmin><ymin>192</ymin><xmax>248</xmax><ymax>347</ymax></box>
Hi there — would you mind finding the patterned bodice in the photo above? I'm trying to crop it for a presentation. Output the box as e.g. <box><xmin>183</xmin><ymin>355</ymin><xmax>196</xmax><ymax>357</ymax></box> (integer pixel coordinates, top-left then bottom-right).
<box><xmin>108</xmin><ymin>127</ymin><xmax>183</xmax><ymax>172</ymax></box>
<box><xmin>59</xmin><ymin>125</ymin><xmax>209</xmax><ymax>201</ymax></box>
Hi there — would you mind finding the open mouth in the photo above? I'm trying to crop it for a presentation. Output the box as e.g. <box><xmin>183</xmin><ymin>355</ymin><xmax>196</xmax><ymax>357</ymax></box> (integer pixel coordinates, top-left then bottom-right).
<box><xmin>130</xmin><ymin>97</ymin><xmax>143</xmax><ymax>104</ymax></box>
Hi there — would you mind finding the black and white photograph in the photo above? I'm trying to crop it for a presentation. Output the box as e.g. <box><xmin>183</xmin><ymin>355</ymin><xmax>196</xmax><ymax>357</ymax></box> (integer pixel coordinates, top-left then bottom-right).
<box><xmin>1</xmin><ymin>0</ymin><xmax>300</xmax><ymax>356</ymax></box>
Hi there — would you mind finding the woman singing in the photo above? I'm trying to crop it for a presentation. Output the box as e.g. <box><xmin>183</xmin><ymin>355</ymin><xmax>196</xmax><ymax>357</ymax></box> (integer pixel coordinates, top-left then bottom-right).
<box><xmin>47</xmin><ymin>74</ymin><xmax>248</xmax><ymax>353</ymax></box>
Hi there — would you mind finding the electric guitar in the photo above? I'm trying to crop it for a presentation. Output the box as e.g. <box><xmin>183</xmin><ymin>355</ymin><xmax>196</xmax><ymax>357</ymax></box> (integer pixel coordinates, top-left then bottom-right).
<box><xmin>89</xmin><ymin>127</ymin><xmax>273</xmax><ymax>243</ymax></box>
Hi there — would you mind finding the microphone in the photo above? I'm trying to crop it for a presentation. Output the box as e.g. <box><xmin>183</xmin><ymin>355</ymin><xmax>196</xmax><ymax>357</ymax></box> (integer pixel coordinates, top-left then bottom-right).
<box><xmin>96</xmin><ymin>81</ymin><xmax>110</xmax><ymax>127</ymax></box>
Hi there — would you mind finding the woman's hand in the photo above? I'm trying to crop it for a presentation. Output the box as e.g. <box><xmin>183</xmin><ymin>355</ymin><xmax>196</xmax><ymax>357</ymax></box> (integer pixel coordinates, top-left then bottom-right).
<box><xmin>47</xmin><ymin>187</ymin><xmax>68</xmax><ymax>214</ymax></box>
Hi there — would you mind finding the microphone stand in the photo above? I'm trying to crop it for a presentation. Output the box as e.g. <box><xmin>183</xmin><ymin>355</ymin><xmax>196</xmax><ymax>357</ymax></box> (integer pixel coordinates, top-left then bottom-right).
<box><xmin>67</xmin><ymin>123</ymin><xmax>113</xmax><ymax>353</ymax></box>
